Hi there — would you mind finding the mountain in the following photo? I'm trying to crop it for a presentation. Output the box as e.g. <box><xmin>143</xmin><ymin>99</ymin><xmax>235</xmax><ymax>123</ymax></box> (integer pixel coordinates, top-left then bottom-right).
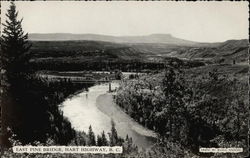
<box><xmin>29</xmin><ymin>33</ymin><xmax>198</xmax><ymax>45</ymax></box>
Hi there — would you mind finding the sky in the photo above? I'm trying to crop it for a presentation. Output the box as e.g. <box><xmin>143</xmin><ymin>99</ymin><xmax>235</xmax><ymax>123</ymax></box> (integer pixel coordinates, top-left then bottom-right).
<box><xmin>1</xmin><ymin>1</ymin><xmax>249</xmax><ymax>42</ymax></box>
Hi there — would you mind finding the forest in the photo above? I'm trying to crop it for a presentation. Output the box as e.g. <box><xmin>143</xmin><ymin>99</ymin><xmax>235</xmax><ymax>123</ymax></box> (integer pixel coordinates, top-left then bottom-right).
<box><xmin>115</xmin><ymin>62</ymin><xmax>248</xmax><ymax>157</ymax></box>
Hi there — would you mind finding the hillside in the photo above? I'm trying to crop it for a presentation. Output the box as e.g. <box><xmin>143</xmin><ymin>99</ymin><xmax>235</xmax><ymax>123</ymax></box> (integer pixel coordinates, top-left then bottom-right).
<box><xmin>28</xmin><ymin>40</ymin><xmax>207</xmax><ymax>71</ymax></box>
<box><xmin>29</xmin><ymin>40</ymin><xmax>163</xmax><ymax>71</ymax></box>
<box><xmin>29</xmin><ymin>33</ymin><xmax>198</xmax><ymax>46</ymax></box>
<box><xmin>30</xmin><ymin>40</ymin><xmax>145</xmax><ymax>61</ymax></box>
<box><xmin>27</xmin><ymin>38</ymin><xmax>248</xmax><ymax>71</ymax></box>
<box><xmin>131</xmin><ymin>39</ymin><xmax>249</xmax><ymax>64</ymax></box>
<box><xmin>29</xmin><ymin>33</ymin><xmax>248</xmax><ymax>65</ymax></box>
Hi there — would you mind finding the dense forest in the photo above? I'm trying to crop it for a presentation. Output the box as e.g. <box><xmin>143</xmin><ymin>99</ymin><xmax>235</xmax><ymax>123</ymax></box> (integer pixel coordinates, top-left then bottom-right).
<box><xmin>4</xmin><ymin>75</ymin><xmax>95</xmax><ymax>145</ymax></box>
<box><xmin>30</xmin><ymin>59</ymin><xmax>205</xmax><ymax>72</ymax></box>
<box><xmin>115</xmin><ymin>62</ymin><xmax>248</xmax><ymax>157</ymax></box>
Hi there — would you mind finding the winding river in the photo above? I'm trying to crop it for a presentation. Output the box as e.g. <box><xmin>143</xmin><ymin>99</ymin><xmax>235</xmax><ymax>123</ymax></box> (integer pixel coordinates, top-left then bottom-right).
<box><xmin>59</xmin><ymin>82</ymin><xmax>157</xmax><ymax>150</ymax></box>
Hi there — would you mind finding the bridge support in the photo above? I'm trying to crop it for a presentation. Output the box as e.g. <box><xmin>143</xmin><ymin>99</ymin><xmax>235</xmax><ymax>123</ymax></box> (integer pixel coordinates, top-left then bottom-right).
<box><xmin>109</xmin><ymin>82</ymin><xmax>111</xmax><ymax>92</ymax></box>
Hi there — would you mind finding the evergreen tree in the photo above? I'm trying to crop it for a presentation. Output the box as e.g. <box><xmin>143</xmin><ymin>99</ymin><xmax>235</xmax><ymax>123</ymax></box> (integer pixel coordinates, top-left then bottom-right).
<box><xmin>0</xmin><ymin>1</ymin><xmax>31</xmax><ymax>147</ymax></box>
<box><xmin>1</xmin><ymin>1</ymin><xmax>32</xmax><ymax>77</ymax></box>
<box><xmin>156</xmin><ymin>63</ymin><xmax>190</xmax><ymax>144</ymax></box>
<box><xmin>97</xmin><ymin>135</ymin><xmax>103</xmax><ymax>146</ymax></box>
<box><xmin>87</xmin><ymin>125</ymin><xmax>96</xmax><ymax>146</ymax></box>
<box><xmin>123</xmin><ymin>134</ymin><xmax>135</xmax><ymax>154</ymax></box>
<box><xmin>109</xmin><ymin>119</ymin><xmax>118</xmax><ymax>146</ymax></box>
<box><xmin>74</xmin><ymin>131</ymin><xmax>86</xmax><ymax>145</ymax></box>
<box><xmin>101</xmin><ymin>131</ymin><xmax>108</xmax><ymax>146</ymax></box>
<box><xmin>125</xmin><ymin>134</ymin><xmax>129</xmax><ymax>142</ymax></box>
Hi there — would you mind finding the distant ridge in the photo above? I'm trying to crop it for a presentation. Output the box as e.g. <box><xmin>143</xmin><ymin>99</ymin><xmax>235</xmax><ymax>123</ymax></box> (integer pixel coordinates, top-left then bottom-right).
<box><xmin>29</xmin><ymin>33</ymin><xmax>198</xmax><ymax>45</ymax></box>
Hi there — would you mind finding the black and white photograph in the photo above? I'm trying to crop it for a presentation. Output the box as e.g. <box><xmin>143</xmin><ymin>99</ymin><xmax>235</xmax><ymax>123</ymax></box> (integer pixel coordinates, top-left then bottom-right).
<box><xmin>0</xmin><ymin>1</ymin><xmax>249</xmax><ymax>157</ymax></box>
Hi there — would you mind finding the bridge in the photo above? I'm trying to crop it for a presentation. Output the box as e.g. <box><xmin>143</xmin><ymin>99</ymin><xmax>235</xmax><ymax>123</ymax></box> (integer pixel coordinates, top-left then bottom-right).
<box><xmin>71</xmin><ymin>80</ymin><xmax>110</xmax><ymax>83</ymax></box>
<box><xmin>39</xmin><ymin>74</ymin><xmax>118</xmax><ymax>92</ymax></box>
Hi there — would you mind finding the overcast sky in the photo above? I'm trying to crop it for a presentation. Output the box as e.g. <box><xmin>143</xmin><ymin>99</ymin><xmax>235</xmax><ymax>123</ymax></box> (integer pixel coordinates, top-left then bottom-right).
<box><xmin>1</xmin><ymin>1</ymin><xmax>248</xmax><ymax>42</ymax></box>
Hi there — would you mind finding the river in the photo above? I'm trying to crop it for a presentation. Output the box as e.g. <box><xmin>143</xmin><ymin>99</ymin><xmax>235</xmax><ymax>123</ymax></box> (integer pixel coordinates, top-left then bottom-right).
<box><xmin>59</xmin><ymin>82</ymin><xmax>157</xmax><ymax>150</ymax></box>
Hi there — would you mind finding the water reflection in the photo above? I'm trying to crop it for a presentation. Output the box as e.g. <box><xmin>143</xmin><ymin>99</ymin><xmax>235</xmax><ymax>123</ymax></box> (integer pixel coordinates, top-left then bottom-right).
<box><xmin>60</xmin><ymin>82</ymin><xmax>157</xmax><ymax>149</ymax></box>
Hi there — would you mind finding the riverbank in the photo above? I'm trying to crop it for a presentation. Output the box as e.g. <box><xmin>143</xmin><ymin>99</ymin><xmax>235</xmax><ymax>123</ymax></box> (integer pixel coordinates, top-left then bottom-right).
<box><xmin>96</xmin><ymin>93</ymin><xmax>157</xmax><ymax>149</ymax></box>
<box><xmin>96</xmin><ymin>94</ymin><xmax>157</xmax><ymax>138</ymax></box>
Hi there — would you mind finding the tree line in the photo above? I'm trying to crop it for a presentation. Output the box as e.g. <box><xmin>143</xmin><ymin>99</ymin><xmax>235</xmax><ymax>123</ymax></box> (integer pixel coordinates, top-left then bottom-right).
<box><xmin>71</xmin><ymin>120</ymin><xmax>136</xmax><ymax>152</ymax></box>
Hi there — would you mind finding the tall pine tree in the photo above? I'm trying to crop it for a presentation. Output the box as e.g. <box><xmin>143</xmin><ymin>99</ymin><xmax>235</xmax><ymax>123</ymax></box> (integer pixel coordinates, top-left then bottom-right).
<box><xmin>97</xmin><ymin>135</ymin><xmax>103</xmax><ymax>146</ymax></box>
<box><xmin>101</xmin><ymin>131</ymin><xmax>108</xmax><ymax>146</ymax></box>
<box><xmin>87</xmin><ymin>125</ymin><xmax>96</xmax><ymax>146</ymax></box>
<box><xmin>0</xmin><ymin>1</ymin><xmax>31</xmax><ymax>148</ymax></box>
<box><xmin>1</xmin><ymin>1</ymin><xmax>31</xmax><ymax>77</ymax></box>
<box><xmin>156</xmin><ymin>62</ymin><xmax>190</xmax><ymax>144</ymax></box>
<box><xmin>109</xmin><ymin>119</ymin><xmax>118</xmax><ymax>146</ymax></box>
